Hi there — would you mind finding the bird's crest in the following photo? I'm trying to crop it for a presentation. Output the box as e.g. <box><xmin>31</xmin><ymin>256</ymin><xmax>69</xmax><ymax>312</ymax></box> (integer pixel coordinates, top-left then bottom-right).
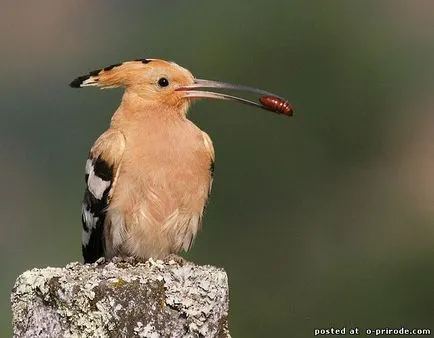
<box><xmin>70</xmin><ymin>58</ymin><xmax>152</xmax><ymax>89</ymax></box>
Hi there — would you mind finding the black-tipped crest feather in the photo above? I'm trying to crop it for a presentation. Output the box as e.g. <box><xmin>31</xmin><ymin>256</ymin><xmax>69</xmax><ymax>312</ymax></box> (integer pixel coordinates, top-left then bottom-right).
<box><xmin>69</xmin><ymin>59</ymin><xmax>152</xmax><ymax>88</ymax></box>
<box><xmin>70</xmin><ymin>75</ymin><xmax>91</xmax><ymax>88</ymax></box>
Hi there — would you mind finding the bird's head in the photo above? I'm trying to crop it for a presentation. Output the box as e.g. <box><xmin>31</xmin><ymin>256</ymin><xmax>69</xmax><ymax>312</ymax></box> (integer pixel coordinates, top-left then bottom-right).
<box><xmin>70</xmin><ymin>58</ymin><xmax>292</xmax><ymax>116</ymax></box>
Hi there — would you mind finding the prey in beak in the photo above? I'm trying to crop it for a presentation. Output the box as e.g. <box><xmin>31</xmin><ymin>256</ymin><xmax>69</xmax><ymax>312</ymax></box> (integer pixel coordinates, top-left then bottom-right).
<box><xmin>176</xmin><ymin>79</ymin><xmax>293</xmax><ymax>116</ymax></box>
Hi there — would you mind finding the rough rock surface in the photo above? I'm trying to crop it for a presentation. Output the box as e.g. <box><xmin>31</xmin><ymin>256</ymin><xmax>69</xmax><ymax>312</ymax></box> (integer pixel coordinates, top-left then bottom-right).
<box><xmin>11</xmin><ymin>258</ymin><xmax>230</xmax><ymax>337</ymax></box>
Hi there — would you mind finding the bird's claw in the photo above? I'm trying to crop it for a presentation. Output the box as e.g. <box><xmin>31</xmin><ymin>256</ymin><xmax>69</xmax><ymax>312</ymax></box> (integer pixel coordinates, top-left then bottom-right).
<box><xmin>163</xmin><ymin>254</ymin><xmax>190</xmax><ymax>266</ymax></box>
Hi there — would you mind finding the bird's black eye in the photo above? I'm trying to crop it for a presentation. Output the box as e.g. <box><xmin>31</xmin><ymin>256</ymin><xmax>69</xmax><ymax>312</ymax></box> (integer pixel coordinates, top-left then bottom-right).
<box><xmin>158</xmin><ymin>77</ymin><xmax>169</xmax><ymax>87</ymax></box>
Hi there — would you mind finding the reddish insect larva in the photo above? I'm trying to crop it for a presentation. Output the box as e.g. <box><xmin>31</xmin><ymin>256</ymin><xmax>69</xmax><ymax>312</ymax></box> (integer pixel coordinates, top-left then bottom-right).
<box><xmin>259</xmin><ymin>96</ymin><xmax>293</xmax><ymax>116</ymax></box>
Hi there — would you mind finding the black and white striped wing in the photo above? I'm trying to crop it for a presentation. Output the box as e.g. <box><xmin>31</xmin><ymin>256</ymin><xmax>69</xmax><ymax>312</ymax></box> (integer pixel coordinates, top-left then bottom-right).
<box><xmin>81</xmin><ymin>156</ymin><xmax>114</xmax><ymax>263</ymax></box>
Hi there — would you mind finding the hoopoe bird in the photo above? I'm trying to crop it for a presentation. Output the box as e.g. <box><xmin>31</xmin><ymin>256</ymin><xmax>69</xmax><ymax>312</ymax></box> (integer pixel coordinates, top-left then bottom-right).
<box><xmin>70</xmin><ymin>58</ymin><xmax>292</xmax><ymax>263</ymax></box>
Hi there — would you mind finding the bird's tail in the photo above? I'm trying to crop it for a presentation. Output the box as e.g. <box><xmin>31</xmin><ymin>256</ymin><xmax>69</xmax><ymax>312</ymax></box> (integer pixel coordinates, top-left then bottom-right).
<box><xmin>69</xmin><ymin>59</ymin><xmax>152</xmax><ymax>89</ymax></box>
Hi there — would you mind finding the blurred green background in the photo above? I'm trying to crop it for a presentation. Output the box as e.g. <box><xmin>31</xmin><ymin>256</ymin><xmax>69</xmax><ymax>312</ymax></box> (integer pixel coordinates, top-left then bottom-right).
<box><xmin>2</xmin><ymin>1</ymin><xmax>434</xmax><ymax>337</ymax></box>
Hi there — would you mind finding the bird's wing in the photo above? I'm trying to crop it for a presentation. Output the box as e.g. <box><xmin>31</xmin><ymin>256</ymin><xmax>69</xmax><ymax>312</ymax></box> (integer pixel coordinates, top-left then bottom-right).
<box><xmin>81</xmin><ymin>129</ymin><xmax>125</xmax><ymax>263</ymax></box>
<box><xmin>201</xmin><ymin>131</ymin><xmax>215</xmax><ymax>197</ymax></box>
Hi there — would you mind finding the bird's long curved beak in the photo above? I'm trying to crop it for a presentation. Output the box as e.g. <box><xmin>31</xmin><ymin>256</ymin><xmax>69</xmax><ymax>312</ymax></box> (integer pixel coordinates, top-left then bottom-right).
<box><xmin>176</xmin><ymin>79</ymin><xmax>293</xmax><ymax>116</ymax></box>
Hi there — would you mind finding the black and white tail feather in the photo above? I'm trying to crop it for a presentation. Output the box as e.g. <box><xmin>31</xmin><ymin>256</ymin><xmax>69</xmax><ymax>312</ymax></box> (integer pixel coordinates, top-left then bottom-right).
<box><xmin>81</xmin><ymin>155</ymin><xmax>114</xmax><ymax>263</ymax></box>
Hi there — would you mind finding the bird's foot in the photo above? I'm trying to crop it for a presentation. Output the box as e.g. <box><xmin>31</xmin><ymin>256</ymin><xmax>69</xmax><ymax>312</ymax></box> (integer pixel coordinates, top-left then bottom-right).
<box><xmin>163</xmin><ymin>254</ymin><xmax>190</xmax><ymax>266</ymax></box>
<box><xmin>109</xmin><ymin>255</ymin><xmax>146</xmax><ymax>266</ymax></box>
<box><xmin>101</xmin><ymin>254</ymin><xmax>190</xmax><ymax>267</ymax></box>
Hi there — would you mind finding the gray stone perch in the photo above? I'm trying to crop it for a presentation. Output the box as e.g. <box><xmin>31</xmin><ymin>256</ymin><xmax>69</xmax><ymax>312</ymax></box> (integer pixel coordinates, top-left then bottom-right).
<box><xmin>11</xmin><ymin>258</ymin><xmax>230</xmax><ymax>337</ymax></box>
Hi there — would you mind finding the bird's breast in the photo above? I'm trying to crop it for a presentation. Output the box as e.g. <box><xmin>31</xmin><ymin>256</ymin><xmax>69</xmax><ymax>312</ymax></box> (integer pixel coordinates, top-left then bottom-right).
<box><xmin>106</xmin><ymin>120</ymin><xmax>213</xmax><ymax>258</ymax></box>
<box><xmin>115</xmin><ymin>121</ymin><xmax>208</xmax><ymax>207</ymax></box>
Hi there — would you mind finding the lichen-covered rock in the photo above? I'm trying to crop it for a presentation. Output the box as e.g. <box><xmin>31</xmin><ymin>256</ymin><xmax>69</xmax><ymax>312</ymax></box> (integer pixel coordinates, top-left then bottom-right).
<box><xmin>11</xmin><ymin>258</ymin><xmax>230</xmax><ymax>338</ymax></box>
